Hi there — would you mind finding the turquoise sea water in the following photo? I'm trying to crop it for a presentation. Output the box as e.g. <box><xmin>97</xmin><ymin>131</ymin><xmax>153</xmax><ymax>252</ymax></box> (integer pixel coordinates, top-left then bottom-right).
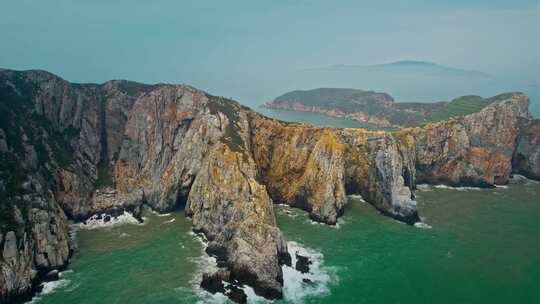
<box><xmin>33</xmin><ymin>177</ymin><xmax>540</xmax><ymax>304</ymax></box>
<box><xmin>256</xmin><ymin>107</ymin><xmax>383</xmax><ymax>130</ymax></box>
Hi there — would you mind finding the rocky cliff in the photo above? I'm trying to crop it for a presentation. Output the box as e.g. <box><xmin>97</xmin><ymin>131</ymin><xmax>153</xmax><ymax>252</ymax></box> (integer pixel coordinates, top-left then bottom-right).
<box><xmin>1</xmin><ymin>69</ymin><xmax>538</xmax><ymax>302</ymax></box>
<box><xmin>513</xmin><ymin>119</ymin><xmax>540</xmax><ymax>180</ymax></box>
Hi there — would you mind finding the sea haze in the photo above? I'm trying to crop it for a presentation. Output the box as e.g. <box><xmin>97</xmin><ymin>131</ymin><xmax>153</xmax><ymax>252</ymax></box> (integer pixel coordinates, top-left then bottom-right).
<box><xmin>1</xmin><ymin>1</ymin><xmax>538</xmax><ymax>118</ymax></box>
<box><xmin>259</xmin><ymin>61</ymin><xmax>540</xmax><ymax>120</ymax></box>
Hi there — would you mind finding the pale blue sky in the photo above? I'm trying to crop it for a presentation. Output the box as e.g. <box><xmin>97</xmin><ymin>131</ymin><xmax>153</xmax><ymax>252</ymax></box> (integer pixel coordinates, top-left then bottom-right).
<box><xmin>1</xmin><ymin>0</ymin><xmax>539</xmax><ymax>107</ymax></box>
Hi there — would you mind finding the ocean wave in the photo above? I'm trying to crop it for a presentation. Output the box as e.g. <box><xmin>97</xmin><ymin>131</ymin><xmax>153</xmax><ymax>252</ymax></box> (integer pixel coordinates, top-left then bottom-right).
<box><xmin>162</xmin><ymin>218</ymin><xmax>176</xmax><ymax>224</ymax></box>
<box><xmin>417</xmin><ymin>184</ymin><xmax>483</xmax><ymax>191</ymax></box>
<box><xmin>414</xmin><ymin>222</ymin><xmax>432</xmax><ymax>229</ymax></box>
<box><xmin>432</xmin><ymin>185</ymin><xmax>482</xmax><ymax>191</ymax></box>
<box><xmin>187</xmin><ymin>232</ymin><xmax>229</xmax><ymax>304</ymax></box>
<box><xmin>334</xmin><ymin>217</ymin><xmax>348</xmax><ymax>229</ymax></box>
<box><xmin>276</xmin><ymin>204</ymin><xmax>299</xmax><ymax>217</ymax></box>
<box><xmin>58</xmin><ymin>269</ymin><xmax>73</xmax><ymax>277</ymax></box>
<box><xmin>307</xmin><ymin>218</ymin><xmax>347</xmax><ymax>229</ymax></box>
<box><xmin>151</xmin><ymin>210</ymin><xmax>172</xmax><ymax>217</ymax></box>
<box><xmin>416</xmin><ymin>184</ymin><xmax>432</xmax><ymax>191</ymax></box>
<box><xmin>417</xmin><ymin>183</ymin><xmax>483</xmax><ymax>191</ymax></box>
<box><xmin>419</xmin><ymin>183</ymin><xmax>514</xmax><ymax>191</ymax></box>
<box><xmin>347</xmin><ymin>194</ymin><xmax>366</xmax><ymax>202</ymax></box>
<box><xmin>282</xmin><ymin>241</ymin><xmax>337</xmax><ymax>304</ymax></box>
<box><xmin>282</xmin><ymin>209</ymin><xmax>299</xmax><ymax>218</ymax></box>
<box><xmin>76</xmin><ymin>211</ymin><xmax>142</xmax><ymax>230</ymax></box>
<box><xmin>27</xmin><ymin>279</ymin><xmax>71</xmax><ymax>303</ymax></box>
<box><xmin>188</xmin><ymin>233</ymin><xmax>337</xmax><ymax>303</ymax></box>
<box><xmin>40</xmin><ymin>279</ymin><xmax>70</xmax><ymax>295</ymax></box>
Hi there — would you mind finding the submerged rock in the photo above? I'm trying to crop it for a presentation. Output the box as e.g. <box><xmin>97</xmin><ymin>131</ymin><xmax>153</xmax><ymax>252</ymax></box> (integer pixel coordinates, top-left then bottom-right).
<box><xmin>225</xmin><ymin>284</ymin><xmax>248</xmax><ymax>304</ymax></box>
<box><xmin>200</xmin><ymin>270</ymin><xmax>229</xmax><ymax>294</ymax></box>
<box><xmin>295</xmin><ymin>253</ymin><xmax>312</xmax><ymax>274</ymax></box>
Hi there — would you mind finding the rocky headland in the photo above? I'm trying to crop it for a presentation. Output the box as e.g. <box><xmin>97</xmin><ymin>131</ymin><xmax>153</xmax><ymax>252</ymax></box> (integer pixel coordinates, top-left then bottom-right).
<box><xmin>264</xmin><ymin>88</ymin><xmax>514</xmax><ymax>128</ymax></box>
<box><xmin>1</xmin><ymin>68</ymin><xmax>538</xmax><ymax>303</ymax></box>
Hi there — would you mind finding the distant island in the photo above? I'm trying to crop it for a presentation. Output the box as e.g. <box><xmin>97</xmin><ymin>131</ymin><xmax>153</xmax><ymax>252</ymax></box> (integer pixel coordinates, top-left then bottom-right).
<box><xmin>264</xmin><ymin>88</ymin><xmax>514</xmax><ymax>128</ymax></box>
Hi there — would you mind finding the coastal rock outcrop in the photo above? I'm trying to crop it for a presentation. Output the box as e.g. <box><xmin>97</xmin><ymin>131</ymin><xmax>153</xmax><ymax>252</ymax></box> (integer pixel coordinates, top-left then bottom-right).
<box><xmin>1</xmin><ymin>68</ymin><xmax>538</xmax><ymax>302</ymax></box>
<box><xmin>264</xmin><ymin>88</ymin><xmax>518</xmax><ymax>129</ymax></box>
<box><xmin>513</xmin><ymin>120</ymin><xmax>540</xmax><ymax>180</ymax></box>
<box><xmin>409</xmin><ymin>93</ymin><xmax>531</xmax><ymax>187</ymax></box>
<box><xmin>250</xmin><ymin>117</ymin><xmax>347</xmax><ymax>225</ymax></box>
<box><xmin>186</xmin><ymin>144</ymin><xmax>287</xmax><ymax>298</ymax></box>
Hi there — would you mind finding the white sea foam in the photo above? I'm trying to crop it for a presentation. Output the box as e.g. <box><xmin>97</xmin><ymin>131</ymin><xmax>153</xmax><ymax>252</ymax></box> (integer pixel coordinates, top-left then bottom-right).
<box><xmin>419</xmin><ymin>182</ymin><xmax>512</xmax><ymax>192</ymax></box>
<box><xmin>41</xmin><ymin>279</ymin><xmax>70</xmax><ymax>294</ymax></box>
<box><xmin>283</xmin><ymin>209</ymin><xmax>299</xmax><ymax>218</ymax></box>
<box><xmin>27</xmin><ymin>279</ymin><xmax>71</xmax><ymax>303</ymax></box>
<box><xmin>76</xmin><ymin>211</ymin><xmax>141</xmax><ymax>230</ymax></box>
<box><xmin>433</xmin><ymin>185</ymin><xmax>482</xmax><ymax>191</ymax></box>
<box><xmin>347</xmin><ymin>194</ymin><xmax>366</xmax><ymax>202</ymax></box>
<box><xmin>150</xmin><ymin>210</ymin><xmax>172</xmax><ymax>217</ymax></box>
<box><xmin>162</xmin><ymin>218</ymin><xmax>176</xmax><ymax>224</ymax></box>
<box><xmin>334</xmin><ymin>216</ymin><xmax>348</xmax><ymax>229</ymax></box>
<box><xmin>307</xmin><ymin>218</ymin><xmax>347</xmax><ymax>229</ymax></box>
<box><xmin>63</xmin><ymin>282</ymin><xmax>80</xmax><ymax>292</ymax></box>
<box><xmin>238</xmin><ymin>285</ymin><xmax>269</xmax><ymax>303</ymax></box>
<box><xmin>416</xmin><ymin>184</ymin><xmax>432</xmax><ymax>191</ymax></box>
<box><xmin>187</xmin><ymin>232</ymin><xmax>229</xmax><ymax>304</ymax></box>
<box><xmin>417</xmin><ymin>183</ymin><xmax>484</xmax><ymax>191</ymax></box>
<box><xmin>58</xmin><ymin>269</ymin><xmax>73</xmax><ymax>277</ymax></box>
<box><xmin>189</xmin><ymin>232</ymin><xmax>336</xmax><ymax>304</ymax></box>
<box><xmin>414</xmin><ymin>222</ymin><xmax>432</xmax><ymax>229</ymax></box>
<box><xmin>282</xmin><ymin>241</ymin><xmax>337</xmax><ymax>304</ymax></box>
<box><xmin>308</xmin><ymin>219</ymin><xmax>325</xmax><ymax>226</ymax></box>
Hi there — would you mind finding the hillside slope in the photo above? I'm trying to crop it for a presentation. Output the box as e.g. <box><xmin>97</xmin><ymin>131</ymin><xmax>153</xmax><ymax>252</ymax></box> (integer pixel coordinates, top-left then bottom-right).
<box><xmin>264</xmin><ymin>88</ymin><xmax>515</xmax><ymax>128</ymax></box>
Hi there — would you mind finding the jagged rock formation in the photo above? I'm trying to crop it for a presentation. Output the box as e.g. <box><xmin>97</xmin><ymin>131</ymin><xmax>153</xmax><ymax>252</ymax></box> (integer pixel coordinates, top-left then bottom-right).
<box><xmin>1</xmin><ymin>68</ymin><xmax>538</xmax><ymax>302</ymax></box>
<box><xmin>513</xmin><ymin>120</ymin><xmax>540</xmax><ymax>180</ymax></box>
<box><xmin>186</xmin><ymin>144</ymin><xmax>287</xmax><ymax>298</ymax></box>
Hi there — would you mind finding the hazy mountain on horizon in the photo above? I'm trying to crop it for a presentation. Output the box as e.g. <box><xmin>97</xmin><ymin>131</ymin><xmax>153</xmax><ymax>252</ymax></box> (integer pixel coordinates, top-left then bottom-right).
<box><xmin>300</xmin><ymin>60</ymin><xmax>496</xmax><ymax>80</ymax></box>
<box><xmin>264</xmin><ymin>60</ymin><xmax>539</xmax><ymax>118</ymax></box>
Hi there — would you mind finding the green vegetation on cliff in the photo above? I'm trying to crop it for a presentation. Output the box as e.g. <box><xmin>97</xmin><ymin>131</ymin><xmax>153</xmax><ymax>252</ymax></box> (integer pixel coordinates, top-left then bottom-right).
<box><xmin>95</xmin><ymin>162</ymin><xmax>113</xmax><ymax>189</ymax></box>
<box><xmin>266</xmin><ymin>88</ymin><xmax>520</xmax><ymax>128</ymax></box>
<box><xmin>0</xmin><ymin>152</ymin><xmax>28</xmax><ymax>232</ymax></box>
<box><xmin>0</xmin><ymin>71</ymin><xmax>81</xmax><ymax>233</ymax></box>
<box><xmin>427</xmin><ymin>95</ymin><xmax>489</xmax><ymax>122</ymax></box>
<box><xmin>207</xmin><ymin>94</ymin><xmax>247</xmax><ymax>155</ymax></box>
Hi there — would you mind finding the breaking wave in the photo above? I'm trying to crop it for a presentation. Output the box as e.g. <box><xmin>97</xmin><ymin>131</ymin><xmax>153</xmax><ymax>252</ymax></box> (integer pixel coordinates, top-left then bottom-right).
<box><xmin>281</xmin><ymin>241</ymin><xmax>337</xmax><ymax>303</ymax></box>
<box><xmin>433</xmin><ymin>185</ymin><xmax>482</xmax><ymax>191</ymax></box>
<box><xmin>76</xmin><ymin>211</ymin><xmax>142</xmax><ymax>230</ymax></box>
<box><xmin>418</xmin><ymin>184</ymin><xmax>484</xmax><ymax>191</ymax></box>
<box><xmin>187</xmin><ymin>232</ymin><xmax>229</xmax><ymax>304</ymax></box>
<box><xmin>27</xmin><ymin>275</ymin><xmax>72</xmax><ymax>303</ymax></box>
<box><xmin>162</xmin><ymin>218</ymin><xmax>176</xmax><ymax>224</ymax></box>
<box><xmin>414</xmin><ymin>222</ymin><xmax>432</xmax><ymax>229</ymax></box>
<box><xmin>188</xmin><ymin>232</ymin><xmax>337</xmax><ymax>303</ymax></box>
